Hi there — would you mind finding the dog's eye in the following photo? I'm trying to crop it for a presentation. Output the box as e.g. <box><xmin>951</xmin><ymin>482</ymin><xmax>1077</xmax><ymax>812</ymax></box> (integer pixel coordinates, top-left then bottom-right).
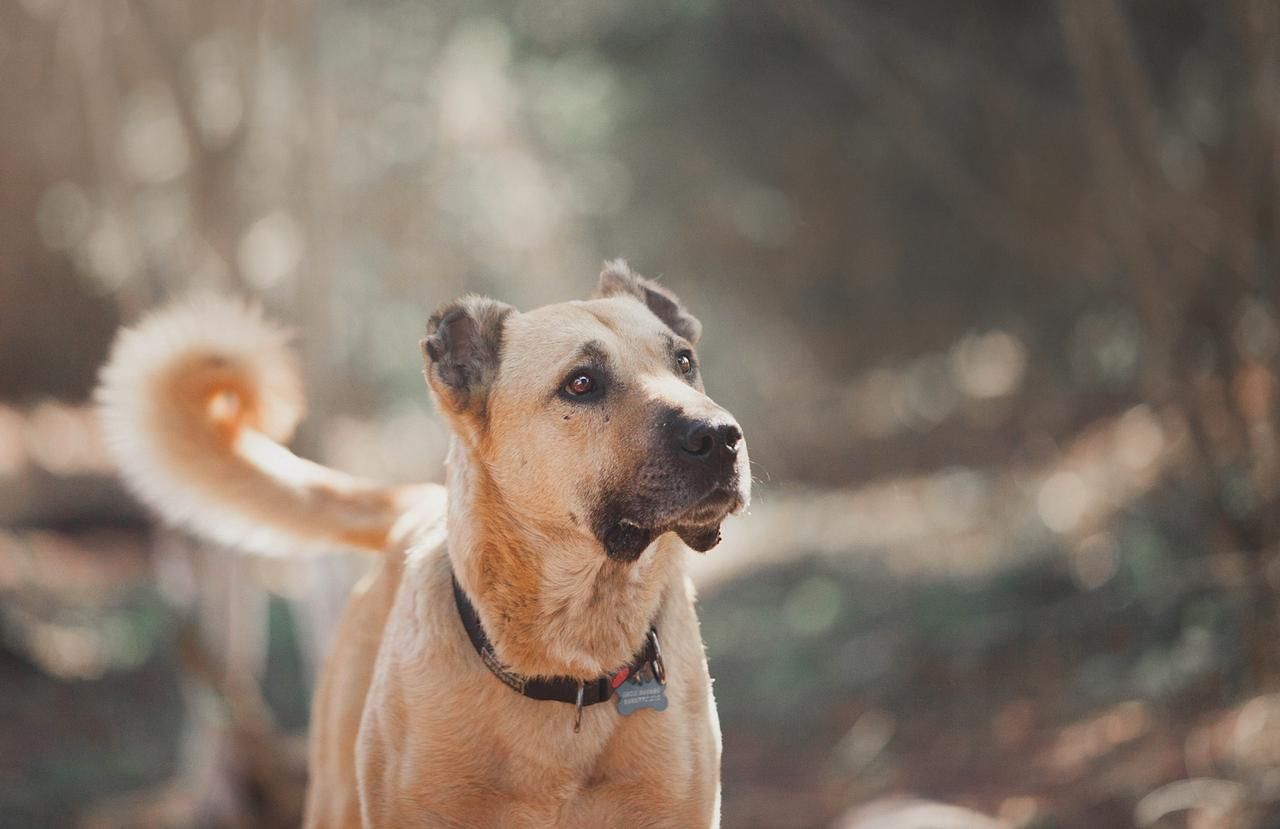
<box><xmin>565</xmin><ymin>373</ymin><xmax>595</xmax><ymax>396</ymax></box>
<box><xmin>676</xmin><ymin>352</ymin><xmax>695</xmax><ymax>376</ymax></box>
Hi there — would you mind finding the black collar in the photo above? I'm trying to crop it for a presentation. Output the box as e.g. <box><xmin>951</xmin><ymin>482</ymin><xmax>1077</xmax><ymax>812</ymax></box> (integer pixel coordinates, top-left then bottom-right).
<box><xmin>451</xmin><ymin>575</ymin><xmax>662</xmax><ymax>709</ymax></box>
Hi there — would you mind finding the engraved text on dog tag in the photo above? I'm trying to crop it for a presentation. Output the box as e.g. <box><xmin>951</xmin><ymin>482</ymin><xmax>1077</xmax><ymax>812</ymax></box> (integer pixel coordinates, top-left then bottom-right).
<box><xmin>614</xmin><ymin>672</ymin><xmax>668</xmax><ymax>715</ymax></box>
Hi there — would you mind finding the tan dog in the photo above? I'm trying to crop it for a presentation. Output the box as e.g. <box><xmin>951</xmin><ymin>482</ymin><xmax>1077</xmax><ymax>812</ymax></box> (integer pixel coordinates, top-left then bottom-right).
<box><xmin>97</xmin><ymin>261</ymin><xmax>750</xmax><ymax>828</ymax></box>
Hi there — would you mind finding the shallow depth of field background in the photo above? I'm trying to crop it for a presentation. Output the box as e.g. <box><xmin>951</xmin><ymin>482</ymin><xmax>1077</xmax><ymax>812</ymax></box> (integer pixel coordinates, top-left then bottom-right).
<box><xmin>4</xmin><ymin>1</ymin><xmax>1280</xmax><ymax>827</ymax></box>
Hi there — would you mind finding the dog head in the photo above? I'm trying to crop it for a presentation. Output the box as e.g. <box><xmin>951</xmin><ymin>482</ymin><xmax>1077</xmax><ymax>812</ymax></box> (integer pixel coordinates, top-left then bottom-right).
<box><xmin>421</xmin><ymin>260</ymin><xmax>750</xmax><ymax>561</ymax></box>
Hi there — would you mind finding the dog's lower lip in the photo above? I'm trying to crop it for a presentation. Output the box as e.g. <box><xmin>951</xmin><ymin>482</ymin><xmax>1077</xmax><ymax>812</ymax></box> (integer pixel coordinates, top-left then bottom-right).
<box><xmin>679</xmin><ymin>487</ymin><xmax>739</xmax><ymax>523</ymax></box>
<box><xmin>612</xmin><ymin>484</ymin><xmax>741</xmax><ymax>540</ymax></box>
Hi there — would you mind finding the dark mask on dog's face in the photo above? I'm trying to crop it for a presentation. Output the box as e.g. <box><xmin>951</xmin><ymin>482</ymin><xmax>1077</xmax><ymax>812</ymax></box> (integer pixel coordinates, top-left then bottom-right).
<box><xmin>422</xmin><ymin>261</ymin><xmax>751</xmax><ymax>562</ymax></box>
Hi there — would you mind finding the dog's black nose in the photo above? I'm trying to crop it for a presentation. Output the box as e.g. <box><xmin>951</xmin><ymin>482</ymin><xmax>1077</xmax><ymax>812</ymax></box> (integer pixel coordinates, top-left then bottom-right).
<box><xmin>679</xmin><ymin>421</ymin><xmax>742</xmax><ymax>459</ymax></box>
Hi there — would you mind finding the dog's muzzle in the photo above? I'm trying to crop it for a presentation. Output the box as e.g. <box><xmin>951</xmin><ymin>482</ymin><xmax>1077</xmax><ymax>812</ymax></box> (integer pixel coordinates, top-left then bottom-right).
<box><xmin>594</xmin><ymin>406</ymin><xmax>749</xmax><ymax>562</ymax></box>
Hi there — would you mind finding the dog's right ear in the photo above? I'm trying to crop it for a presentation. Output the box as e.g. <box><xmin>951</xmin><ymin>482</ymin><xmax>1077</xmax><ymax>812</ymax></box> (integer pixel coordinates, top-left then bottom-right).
<box><xmin>595</xmin><ymin>259</ymin><xmax>702</xmax><ymax>344</ymax></box>
<box><xmin>421</xmin><ymin>296</ymin><xmax>514</xmax><ymax>427</ymax></box>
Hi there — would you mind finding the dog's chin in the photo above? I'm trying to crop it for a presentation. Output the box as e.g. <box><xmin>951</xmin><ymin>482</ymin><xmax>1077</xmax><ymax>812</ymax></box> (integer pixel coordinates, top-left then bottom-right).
<box><xmin>602</xmin><ymin>487</ymin><xmax>742</xmax><ymax>562</ymax></box>
<box><xmin>674</xmin><ymin>523</ymin><xmax>723</xmax><ymax>552</ymax></box>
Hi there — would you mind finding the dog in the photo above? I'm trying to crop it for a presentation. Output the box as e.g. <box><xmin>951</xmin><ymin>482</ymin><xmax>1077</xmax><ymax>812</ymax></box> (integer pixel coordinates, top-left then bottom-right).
<box><xmin>96</xmin><ymin>261</ymin><xmax>751</xmax><ymax>828</ymax></box>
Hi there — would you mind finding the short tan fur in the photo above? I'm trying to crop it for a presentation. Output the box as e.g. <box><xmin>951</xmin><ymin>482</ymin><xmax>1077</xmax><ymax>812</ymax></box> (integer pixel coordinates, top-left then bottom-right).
<box><xmin>96</xmin><ymin>262</ymin><xmax>750</xmax><ymax>828</ymax></box>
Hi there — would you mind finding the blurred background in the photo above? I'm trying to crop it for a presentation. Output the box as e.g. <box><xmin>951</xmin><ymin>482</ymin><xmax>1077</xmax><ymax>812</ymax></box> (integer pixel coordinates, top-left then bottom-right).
<box><xmin>3</xmin><ymin>0</ymin><xmax>1280</xmax><ymax>827</ymax></box>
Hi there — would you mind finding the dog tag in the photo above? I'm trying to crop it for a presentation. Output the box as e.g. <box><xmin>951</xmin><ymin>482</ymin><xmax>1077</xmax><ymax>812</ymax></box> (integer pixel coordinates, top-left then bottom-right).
<box><xmin>614</xmin><ymin>670</ymin><xmax>668</xmax><ymax>716</ymax></box>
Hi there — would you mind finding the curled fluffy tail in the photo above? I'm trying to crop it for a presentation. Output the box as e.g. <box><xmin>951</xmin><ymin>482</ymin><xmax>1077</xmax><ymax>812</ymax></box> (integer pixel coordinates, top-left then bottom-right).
<box><xmin>97</xmin><ymin>297</ymin><xmax>417</xmax><ymax>556</ymax></box>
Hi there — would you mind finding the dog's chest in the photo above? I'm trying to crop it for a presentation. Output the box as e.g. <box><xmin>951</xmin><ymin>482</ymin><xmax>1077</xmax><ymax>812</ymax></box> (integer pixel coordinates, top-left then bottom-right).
<box><xmin>350</xmin><ymin>539</ymin><xmax>712</xmax><ymax>827</ymax></box>
<box><xmin>461</xmin><ymin>707</ymin><xmax>693</xmax><ymax>827</ymax></box>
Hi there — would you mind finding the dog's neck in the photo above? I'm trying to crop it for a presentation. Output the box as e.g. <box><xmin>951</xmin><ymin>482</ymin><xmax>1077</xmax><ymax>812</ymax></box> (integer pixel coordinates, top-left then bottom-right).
<box><xmin>443</xmin><ymin>438</ymin><xmax>684</xmax><ymax>679</ymax></box>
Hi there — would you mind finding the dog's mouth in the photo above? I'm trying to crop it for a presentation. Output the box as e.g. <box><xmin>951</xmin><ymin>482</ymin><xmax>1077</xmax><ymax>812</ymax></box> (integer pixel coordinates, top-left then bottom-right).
<box><xmin>673</xmin><ymin>485</ymin><xmax>744</xmax><ymax>551</ymax></box>
<box><xmin>604</xmin><ymin>485</ymin><xmax>743</xmax><ymax>560</ymax></box>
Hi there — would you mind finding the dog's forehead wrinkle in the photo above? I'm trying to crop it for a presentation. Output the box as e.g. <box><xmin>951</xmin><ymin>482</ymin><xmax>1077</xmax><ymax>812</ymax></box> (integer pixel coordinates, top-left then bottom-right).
<box><xmin>578</xmin><ymin>302</ymin><xmax>616</xmax><ymax>330</ymax></box>
<box><xmin>574</xmin><ymin>296</ymin><xmax>673</xmax><ymax>342</ymax></box>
